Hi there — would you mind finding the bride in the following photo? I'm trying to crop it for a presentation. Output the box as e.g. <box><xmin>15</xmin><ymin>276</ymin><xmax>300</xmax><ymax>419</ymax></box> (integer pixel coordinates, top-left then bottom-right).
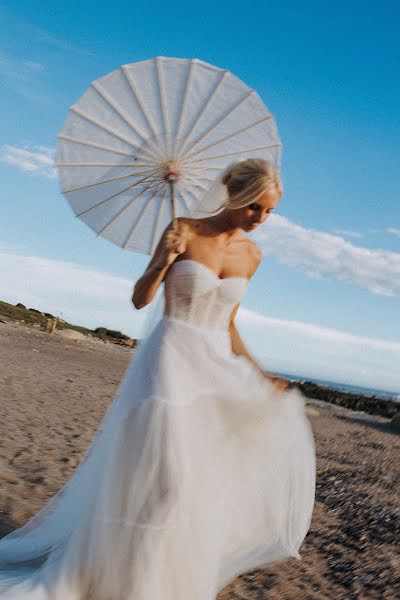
<box><xmin>0</xmin><ymin>158</ymin><xmax>316</xmax><ymax>599</ymax></box>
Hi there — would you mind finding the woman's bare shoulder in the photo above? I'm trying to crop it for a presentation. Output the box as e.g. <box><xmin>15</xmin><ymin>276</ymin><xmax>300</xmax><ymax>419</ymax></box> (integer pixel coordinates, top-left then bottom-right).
<box><xmin>246</xmin><ymin>240</ymin><xmax>264</xmax><ymax>277</ymax></box>
<box><xmin>240</xmin><ymin>236</ymin><xmax>263</xmax><ymax>260</ymax></box>
<box><xmin>249</xmin><ymin>240</ymin><xmax>263</xmax><ymax>262</ymax></box>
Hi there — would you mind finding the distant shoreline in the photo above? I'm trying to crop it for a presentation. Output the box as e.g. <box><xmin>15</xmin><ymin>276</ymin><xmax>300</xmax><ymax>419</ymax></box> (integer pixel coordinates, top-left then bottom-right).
<box><xmin>0</xmin><ymin>299</ymin><xmax>137</xmax><ymax>348</ymax></box>
<box><xmin>276</xmin><ymin>371</ymin><xmax>399</xmax><ymax>402</ymax></box>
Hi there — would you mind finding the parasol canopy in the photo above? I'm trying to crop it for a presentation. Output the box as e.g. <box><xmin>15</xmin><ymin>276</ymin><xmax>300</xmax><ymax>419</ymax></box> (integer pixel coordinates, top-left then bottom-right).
<box><xmin>56</xmin><ymin>56</ymin><xmax>281</xmax><ymax>255</ymax></box>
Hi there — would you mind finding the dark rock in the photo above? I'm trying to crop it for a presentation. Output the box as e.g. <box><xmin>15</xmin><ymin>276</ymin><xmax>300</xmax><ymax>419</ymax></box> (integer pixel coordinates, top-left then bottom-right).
<box><xmin>295</xmin><ymin>380</ymin><xmax>398</xmax><ymax>419</ymax></box>
<box><xmin>390</xmin><ymin>410</ymin><xmax>400</xmax><ymax>431</ymax></box>
<box><xmin>28</xmin><ymin>476</ymin><xmax>45</xmax><ymax>485</ymax></box>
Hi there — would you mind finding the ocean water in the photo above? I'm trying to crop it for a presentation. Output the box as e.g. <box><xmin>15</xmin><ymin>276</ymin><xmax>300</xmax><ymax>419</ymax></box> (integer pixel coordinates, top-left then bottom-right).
<box><xmin>274</xmin><ymin>372</ymin><xmax>400</xmax><ymax>403</ymax></box>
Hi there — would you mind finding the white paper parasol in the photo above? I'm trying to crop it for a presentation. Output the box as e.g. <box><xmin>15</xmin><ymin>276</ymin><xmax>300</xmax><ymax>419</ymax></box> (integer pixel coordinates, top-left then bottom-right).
<box><xmin>56</xmin><ymin>56</ymin><xmax>281</xmax><ymax>255</ymax></box>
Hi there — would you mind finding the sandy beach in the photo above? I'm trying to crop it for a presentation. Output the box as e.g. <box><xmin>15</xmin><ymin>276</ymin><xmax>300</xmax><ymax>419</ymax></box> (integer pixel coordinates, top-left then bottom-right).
<box><xmin>0</xmin><ymin>318</ymin><xmax>398</xmax><ymax>599</ymax></box>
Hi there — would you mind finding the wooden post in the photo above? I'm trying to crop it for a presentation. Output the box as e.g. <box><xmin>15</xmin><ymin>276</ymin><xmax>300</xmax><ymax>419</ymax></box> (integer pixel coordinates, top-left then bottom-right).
<box><xmin>45</xmin><ymin>318</ymin><xmax>58</xmax><ymax>334</ymax></box>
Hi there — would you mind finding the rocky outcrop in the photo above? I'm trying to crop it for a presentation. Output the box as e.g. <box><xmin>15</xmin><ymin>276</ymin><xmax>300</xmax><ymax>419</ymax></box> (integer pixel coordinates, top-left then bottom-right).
<box><xmin>295</xmin><ymin>380</ymin><xmax>398</xmax><ymax>419</ymax></box>
<box><xmin>114</xmin><ymin>338</ymin><xmax>136</xmax><ymax>348</ymax></box>
<box><xmin>390</xmin><ymin>411</ymin><xmax>400</xmax><ymax>431</ymax></box>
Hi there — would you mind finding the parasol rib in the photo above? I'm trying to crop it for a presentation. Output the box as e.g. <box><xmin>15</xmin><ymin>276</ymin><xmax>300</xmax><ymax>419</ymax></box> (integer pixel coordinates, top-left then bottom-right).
<box><xmin>172</xmin><ymin>59</ymin><xmax>195</xmax><ymax>158</ymax></box>
<box><xmin>97</xmin><ymin>180</ymin><xmax>164</xmax><ymax>238</ymax></box>
<box><xmin>150</xmin><ymin>188</ymin><xmax>168</xmax><ymax>256</ymax></box>
<box><xmin>189</xmin><ymin>165</ymin><xmax>225</xmax><ymax>172</ymax></box>
<box><xmin>91</xmin><ymin>82</ymin><xmax>162</xmax><ymax>162</ymax></box>
<box><xmin>70</xmin><ymin>106</ymin><xmax>152</xmax><ymax>158</ymax></box>
<box><xmin>57</xmin><ymin>134</ymin><xmax>133</xmax><ymax>157</ymax></box>
<box><xmin>179</xmin><ymin>173</ymin><xmax>212</xmax><ymax>191</ymax></box>
<box><xmin>177</xmin><ymin>70</ymin><xmax>228</xmax><ymax>157</ymax></box>
<box><xmin>176</xmin><ymin>184</ymin><xmax>206</xmax><ymax>212</ymax></box>
<box><xmin>121</xmin><ymin>65</ymin><xmax>167</xmax><ymax>160</ymax></box>
<box><xmin>178</xmin><ymin>91</ymin><xmax>254</xmax><ymax>159</ymax></box>
<box><xmin>56</xmin><ymin>162</ymin><xmax>154</xmax><ymax>167</ymax></box>
<box><xmin>184</xmin><ymin>143</ymin><xmax>282</xmax><ymax>164</ymax></box>
<box><xmin>174</xmin><ymin>187</ymin><xmax>193</xmax><ymax>213</ymax></box>
<box><xmin>156</xmin><ymin>57</ymin><xmax>172</xmax><ymax>160</ymax></box>
<box><xmin>174</xmin><ymin>166</ymin><xmax>215</xmax><ymax>185</ymax></box>
<box><xmin>75</xmin><ymin>172</ymin><xmax>162</xmax><ymax>218</ymax></box>
<box><xmin>122</xmin><ymin>185</ymin><xmax>164</xmax><ymax>248</ymax></box>
<box><xmin>177</xmin><ymin>177</ymin><xmax>210</xmax><ymax>200</ymax></box>
<box><xmin>62</xmin><ymin>166</ymin><xmax>163</xmax><ymax>194</ymax></box>
<box><xmin>182</xmin><ymin>115</ymin><xmax>273</xmax><ymax>162</ymax></box>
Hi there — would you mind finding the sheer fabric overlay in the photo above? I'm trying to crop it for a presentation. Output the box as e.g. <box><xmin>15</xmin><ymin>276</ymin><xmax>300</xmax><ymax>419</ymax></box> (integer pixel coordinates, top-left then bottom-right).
<box><xmin>0</xmin><ymin>259</ymin><xmax>316</xmax><ymax>599</ymax></box>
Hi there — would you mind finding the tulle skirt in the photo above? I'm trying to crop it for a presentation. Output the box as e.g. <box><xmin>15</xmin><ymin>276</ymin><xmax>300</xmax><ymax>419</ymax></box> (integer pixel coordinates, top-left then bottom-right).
<box><xmin>0</xmin><ymin>316</ymin><xmax>316</xmax><ymax>599</ymax></box>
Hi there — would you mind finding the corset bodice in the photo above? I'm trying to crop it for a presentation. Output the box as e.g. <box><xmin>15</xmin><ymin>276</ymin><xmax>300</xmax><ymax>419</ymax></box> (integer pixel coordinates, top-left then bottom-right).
<box><xmin>163</xmin><ymin>259</ymin><xmax>248</xmax><ymax>330</ymax></box>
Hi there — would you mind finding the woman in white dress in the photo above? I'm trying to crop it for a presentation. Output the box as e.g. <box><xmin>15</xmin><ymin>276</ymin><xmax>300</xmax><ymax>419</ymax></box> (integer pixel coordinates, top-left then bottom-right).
<box><xmin>0</xmin><ymin>158</ymin><xmax>316</xmax><ymax>599</ymax></box>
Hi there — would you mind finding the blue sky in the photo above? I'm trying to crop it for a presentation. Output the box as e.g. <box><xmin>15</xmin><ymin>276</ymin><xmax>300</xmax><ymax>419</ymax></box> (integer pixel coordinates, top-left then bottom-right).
<box><xmin>1</xmin><ymin>1</ymin><xmax>399</xmax><ymax>392</ymax></box>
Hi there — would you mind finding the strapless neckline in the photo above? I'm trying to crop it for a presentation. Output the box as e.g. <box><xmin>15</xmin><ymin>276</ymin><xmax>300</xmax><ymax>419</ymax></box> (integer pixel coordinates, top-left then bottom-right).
<box><xmin>171</xmin><ymin>259</ymin><xmax>249</xmax><ymax>283</ymax></box>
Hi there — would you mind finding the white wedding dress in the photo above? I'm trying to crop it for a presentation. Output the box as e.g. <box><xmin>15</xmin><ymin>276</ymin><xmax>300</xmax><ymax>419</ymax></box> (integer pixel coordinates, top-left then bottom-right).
<box><xmin>0</xmin><ymin>258</ymin><xmax>316</xmax><ymax>599</ymax></box>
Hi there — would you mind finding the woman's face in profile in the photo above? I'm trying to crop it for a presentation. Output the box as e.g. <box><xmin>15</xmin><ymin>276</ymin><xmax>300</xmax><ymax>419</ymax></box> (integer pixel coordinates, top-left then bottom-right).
<box><xmin>231</xmin><ymin>189</ymin><xmax>281</xmax><ymax>232</ymax></box>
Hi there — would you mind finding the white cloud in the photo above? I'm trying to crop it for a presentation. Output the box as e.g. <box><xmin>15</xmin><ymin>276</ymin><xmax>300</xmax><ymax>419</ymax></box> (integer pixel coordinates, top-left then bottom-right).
<box><xmin>0</xmin><ymin>144</ymin><xmax>56</xmax><ymax>179</ymax></box>
<box><xmin>387</xmin><ymin>227</ymin><xmax>400</xmax><ymax>238</ymax></box>
<box><xmin>255</xmin><ymin>214</ymin><xmax>400</xmax><ymax>297</ymax></box>
<box><xmin>0</xmin><ymin>242</ymin><xmax>20</xmax><ymax>253</ymax></box>
<box><xmin>0</xmin><ymin>51</ymin><xmax>48</xmax><ymax>103</ymax></box>
<box><xmin>0</xmin><ymin>251</ymin><xmax>148</xmax><ymax>338</ymax></box>
<box><xmin>22</xmin><ymin>60</ymin><xmax>45</xmax><ymax>72</ymax></box>
<box><xmin>237</xmin><ymin>308</ymin><xmax>400</xmax><ymax>394</ymax></box>
<box><xmin>333</xmin><ymin>229</ymin><xmax>363</xmax><ymax>239</ymax></box>
<box><xmin>32</xmin><ymin>27</ymin><xmax>94</xmax><ymax>57</ymax></box>
<box><xmin>0</xmin><ymin>250</ymin><xmax>399</xmax><ymax>394</ymax></box>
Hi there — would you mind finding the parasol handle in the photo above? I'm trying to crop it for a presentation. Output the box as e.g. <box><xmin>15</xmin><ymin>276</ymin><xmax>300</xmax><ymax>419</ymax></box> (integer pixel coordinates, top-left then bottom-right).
<box><xmin>168</xmin><ymin>178</ymin><xmax>177</xmax><ymax>231</ymax></box>
<box><xmin>165</xmin><ymin>171</ymin><xmax>179</xmax><ymax>232</ymax></box>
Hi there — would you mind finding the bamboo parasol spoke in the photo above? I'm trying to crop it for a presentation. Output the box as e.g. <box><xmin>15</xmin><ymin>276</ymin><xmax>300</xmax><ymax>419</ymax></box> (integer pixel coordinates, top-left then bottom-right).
<box><xmin>75</xmin><ymin>172</ymin><xmax>163</xmax><ymax>218</ymax></box>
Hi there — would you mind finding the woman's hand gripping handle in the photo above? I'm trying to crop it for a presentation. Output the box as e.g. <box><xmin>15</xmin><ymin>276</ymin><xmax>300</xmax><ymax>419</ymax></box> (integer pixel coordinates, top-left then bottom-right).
<box><xmin>131</xmin><ymin>218</ymin><xmax>189</xmax><ymax>309</ymax></box>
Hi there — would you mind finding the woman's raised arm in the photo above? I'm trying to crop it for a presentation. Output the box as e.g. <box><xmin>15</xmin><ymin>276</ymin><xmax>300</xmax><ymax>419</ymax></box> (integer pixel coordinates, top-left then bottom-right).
<box><xmin>131</xmin><ymin>218</ymin><xmax>188</xmax><ymax>309</ymax></box>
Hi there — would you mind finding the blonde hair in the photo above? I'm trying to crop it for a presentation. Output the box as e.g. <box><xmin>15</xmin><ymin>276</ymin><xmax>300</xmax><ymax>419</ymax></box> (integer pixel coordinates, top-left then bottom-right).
<box><xmin>215</xmin><ymin>158</ymin><xmax>282</xmax><ymax>213</ymax></box>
